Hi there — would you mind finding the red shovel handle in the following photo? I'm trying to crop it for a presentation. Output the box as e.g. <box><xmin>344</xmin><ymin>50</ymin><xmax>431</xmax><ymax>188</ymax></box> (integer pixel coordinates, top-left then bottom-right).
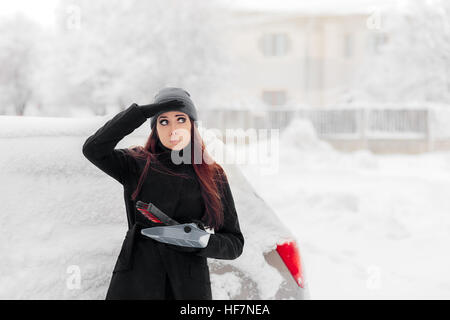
<box><xmin>137</xmin><ymin>207</ymin><xmax>163</xmax><ymax>224</ymax></box>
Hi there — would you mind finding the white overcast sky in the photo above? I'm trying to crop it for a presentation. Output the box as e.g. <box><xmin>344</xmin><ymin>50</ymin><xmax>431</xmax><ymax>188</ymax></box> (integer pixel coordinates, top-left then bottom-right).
<box><xmin>0</xmin><ymin>0</ymin><xmax>58</xmax><ymax>26</ymax></box>
<box><xmin>0</xmin><ymin>0</ymin><xmax>408</xmax><ymax>27</ymax></box>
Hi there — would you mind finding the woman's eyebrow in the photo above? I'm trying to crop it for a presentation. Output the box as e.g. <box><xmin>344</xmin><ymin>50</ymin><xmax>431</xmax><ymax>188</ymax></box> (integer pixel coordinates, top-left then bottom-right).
<box><xmin>159</xmin><ymin>114</ymin><xmax>186</xmax><ymax>119</ymax></box>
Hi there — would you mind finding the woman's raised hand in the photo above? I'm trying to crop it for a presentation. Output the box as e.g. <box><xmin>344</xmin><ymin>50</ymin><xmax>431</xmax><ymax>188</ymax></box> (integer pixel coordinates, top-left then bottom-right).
<box><xmin>138</xmin><ymin>99</ymin><xmax>185</xmax><ymax>119</ymax></box>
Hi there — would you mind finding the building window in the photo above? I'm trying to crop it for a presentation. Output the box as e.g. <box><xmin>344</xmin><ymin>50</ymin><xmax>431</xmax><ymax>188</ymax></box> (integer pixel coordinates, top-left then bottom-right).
<box><xmin>343</xmin><ymin>33</ymin><xmax>353</xmax><ymax>58</ymax></box>
<box><xmin>262</xmin><ymin>90</ymin><xmax>287</xmax><ymax>106</ymax></box>
<box><xmin>259</xmin><ymin>33</ymin><xmax>290</xmax><ymax>57</ymax></box>
<box><xmin>368</xmin><ymin>32</ymin><xmax>388</xmax><ymax>55</ymax></box>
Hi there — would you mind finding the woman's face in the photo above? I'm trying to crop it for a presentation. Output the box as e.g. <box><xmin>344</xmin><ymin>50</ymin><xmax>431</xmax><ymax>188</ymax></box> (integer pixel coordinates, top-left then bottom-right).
<box><xmin>156</xmin><ymin>111</ymin><xmax>191</xmax><ymax>151</ymax></box>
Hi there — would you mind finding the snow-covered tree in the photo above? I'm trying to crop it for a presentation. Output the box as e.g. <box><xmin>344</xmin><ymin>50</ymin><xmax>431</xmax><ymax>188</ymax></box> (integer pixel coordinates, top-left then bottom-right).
<box><xmin>0</xmin><ymin>13</ymin><xmax>41</xmax><ymax>115</ymax></box>
<box><xmin>346</xmin><ymin>0</ymin><xmax>450</xmax><ymax>106</ymax></box>
<box><xmin>36</xmin><ymin>0</ymin><xmax>232</xmax><ymax>115</ymax></box>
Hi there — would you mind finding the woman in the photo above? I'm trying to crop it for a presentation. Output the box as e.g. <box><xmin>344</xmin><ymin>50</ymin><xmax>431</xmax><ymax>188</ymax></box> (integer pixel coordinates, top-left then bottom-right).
<box><xmin>82</xmin><ymin>87</ymin><xmax>244</xmax><ymax>300</ymax></box>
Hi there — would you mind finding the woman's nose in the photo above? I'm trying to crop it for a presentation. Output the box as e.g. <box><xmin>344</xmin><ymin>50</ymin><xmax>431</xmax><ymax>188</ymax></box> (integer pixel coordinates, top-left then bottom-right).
<box><xmin>170</xmin><ymin>128</ymin><xmax>188</xmax><ymax>141</ymax></box>
<box><xmin>170</xmin><ymin>130</ymin><xmax>180</xmax><ymax>141</ymax></box>
<box><xmin>169</xmin><ymin>121</ymin><xmax>180</xmax><ymax>131</ymax></box>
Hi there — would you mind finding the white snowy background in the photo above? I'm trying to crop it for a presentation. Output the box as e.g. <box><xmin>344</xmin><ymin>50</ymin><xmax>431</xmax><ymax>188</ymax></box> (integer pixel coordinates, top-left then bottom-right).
<box><xmin>1</xmin><ymin>0</ymin><xmax>450</xmax><ymax>299</ymax></box>
<box><xmin>242</xmin><ymin>118</ymin><xmax>450</xmax><ymax>299</ymax></box>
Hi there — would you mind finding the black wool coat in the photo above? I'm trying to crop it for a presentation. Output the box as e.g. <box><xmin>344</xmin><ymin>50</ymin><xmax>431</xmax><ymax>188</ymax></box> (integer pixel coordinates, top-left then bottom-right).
<box><xmin>82</xmin><ymin>103</ymin><xmax>245</xmax><ymax>300</ymax></box>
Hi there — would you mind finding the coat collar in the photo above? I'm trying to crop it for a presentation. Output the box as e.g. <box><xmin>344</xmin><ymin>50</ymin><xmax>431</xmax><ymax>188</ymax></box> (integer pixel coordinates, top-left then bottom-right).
<box><xmin>154</xmin><ymin>139</ymin><xmax>192</xmax><ymax>170</ymax></box>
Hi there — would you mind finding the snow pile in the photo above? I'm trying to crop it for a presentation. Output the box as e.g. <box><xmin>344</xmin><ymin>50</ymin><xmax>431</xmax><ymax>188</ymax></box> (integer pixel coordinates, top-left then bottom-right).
<box><xmin>0</xmin><ymin>115</ymin><xmax>293</xmax><ymax>299</ymax></box>
<box><xmin>278</xmin><ymin>116</ymin><xmax>378</xmax><ymax>171</ymax></box>
<box><xmin>429</xmin><ymin>104</ymin><xmax>450</xmax><ymax>139</ymax></box>
<box><xmin>241</xmin><ymin>115</ymin><xmax>450</xmax><ymax>299</ymax></box>
<box><xmin>280</xmin><ymin>117</ymin><xmax>333</xmax><ymax>153</ymax></box>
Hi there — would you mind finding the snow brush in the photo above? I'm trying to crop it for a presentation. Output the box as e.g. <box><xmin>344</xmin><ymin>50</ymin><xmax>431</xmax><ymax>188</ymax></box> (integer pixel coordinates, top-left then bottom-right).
<box><xmin>136</xmin><ymin>201</ymin><xmax>211</xmax><ymax>249</ymax></box>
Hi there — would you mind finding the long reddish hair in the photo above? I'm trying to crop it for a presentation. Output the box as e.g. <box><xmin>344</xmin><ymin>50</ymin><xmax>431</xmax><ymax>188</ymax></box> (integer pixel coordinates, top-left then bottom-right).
<box><xmin>126</xmin><ymin>120</ymin><xmax>225</xmax><ymax>231</ymax></box>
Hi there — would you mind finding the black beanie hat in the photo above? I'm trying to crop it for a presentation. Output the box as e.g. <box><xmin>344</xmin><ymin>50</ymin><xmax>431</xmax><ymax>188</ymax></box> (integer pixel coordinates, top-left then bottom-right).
<box><xmin>150</xmin><ymin>87</ymin><xmax>198</xmax><ymax>128</ymax></box>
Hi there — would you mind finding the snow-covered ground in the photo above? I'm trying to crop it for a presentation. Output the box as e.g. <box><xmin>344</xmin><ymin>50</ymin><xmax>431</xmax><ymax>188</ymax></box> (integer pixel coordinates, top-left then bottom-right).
<box><xmin>240</xmin><ymin>118</ymin><xmax>450</xmax><ymax>299</ymax></box>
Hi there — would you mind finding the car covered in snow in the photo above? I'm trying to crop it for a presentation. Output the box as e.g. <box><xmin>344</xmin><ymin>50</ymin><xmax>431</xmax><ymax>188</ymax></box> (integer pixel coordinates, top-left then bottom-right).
<box><xmin>0</xmin><ymin>115</ymin><xmax>309</xmax><ymax>299</ymax></box>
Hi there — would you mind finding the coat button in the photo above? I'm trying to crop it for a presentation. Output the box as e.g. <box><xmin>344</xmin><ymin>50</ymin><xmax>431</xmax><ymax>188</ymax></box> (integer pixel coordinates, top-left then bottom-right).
<box><xmin>184</xmin><ymin>226</ymin><xmax>191</xmax><ymax>233</ymax></box>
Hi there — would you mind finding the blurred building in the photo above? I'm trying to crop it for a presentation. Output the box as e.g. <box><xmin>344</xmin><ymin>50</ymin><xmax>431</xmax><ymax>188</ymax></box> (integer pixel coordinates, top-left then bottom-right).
<box><xmin>221</xmin><ymin>1</ymin><xmax>388</xmax><ymax>109</ymax></box>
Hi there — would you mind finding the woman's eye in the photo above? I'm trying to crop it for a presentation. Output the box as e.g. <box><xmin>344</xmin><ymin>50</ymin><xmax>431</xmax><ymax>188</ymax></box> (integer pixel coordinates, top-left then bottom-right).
<box><xmin>159</xmin><ymin>117</ymin><xmax>185</xmax><ymax>125</ymax></box>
